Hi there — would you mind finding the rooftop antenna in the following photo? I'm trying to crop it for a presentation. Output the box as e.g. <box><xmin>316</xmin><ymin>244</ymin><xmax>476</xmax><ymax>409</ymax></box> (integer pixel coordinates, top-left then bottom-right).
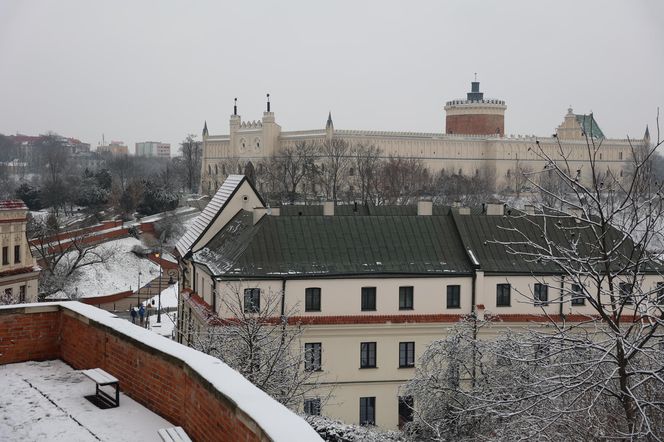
<box><xmin>267</xmin><ymin>93</ymin><xmax>270</xmax><ymax>112</ymax></box>
<box><xmin>474</xmin><ymin>72</ymin><xmax>477</xmax><ymax>81</ymax></box>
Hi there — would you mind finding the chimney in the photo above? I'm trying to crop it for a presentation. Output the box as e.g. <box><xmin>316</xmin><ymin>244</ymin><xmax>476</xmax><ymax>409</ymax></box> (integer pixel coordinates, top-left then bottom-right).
<box><xmin>486</xmin><ymin>203</ymin><xmax>505</xmax><ymax>216</ymax></box>
<box><xmin>253</xmin><ymin>207</ymin><xmax>268</xmax><ymax>225</ymax></box>
<box><xmin>323</xmin><ymin>202</ymin><xmax>334</xmax><ymax>216</ymax></box>
<box><xmin>524</xmin><ymin>204</ymin><xmax>535</xmax><ymax>215</ymax></box>
<box><xmin>417</xmin><ymin>200</ymin><xmax>433</xmax><ymax>216</ymax></box>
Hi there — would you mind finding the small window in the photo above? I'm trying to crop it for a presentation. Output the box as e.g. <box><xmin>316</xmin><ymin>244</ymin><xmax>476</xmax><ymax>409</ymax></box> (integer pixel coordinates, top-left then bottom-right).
<box><xmin>19</xmin><ymin>285</ymin><xmax>26</xmax><ymax>303</ymax></box>
<box><xmin>360</xmin><ymin>342</ymin><xmax>376</xmax><ymax>368</ymax></box>
<box><xmin>14</xmin><ymin>245</ymin><xmax>20</xmax><ymax>264</ymax></box>
<box><xmin>398</xmin><ymin>396</ymin><xmax>414</xmax><ymax>429</ymax></box>
<box><xmin>304</xmin><ymin>398</ymin><xmax>321</xmax><ymax>416</ymax></box>
<box><xmin>361</xmin><ymin>287</ymin><xmax>376</xmax><ymax>311</ymax></box>
<box><xmin>619</xmin><ymin>283</ymin><xmax>634</xmax><ymax>305</ymax></box>
<box><xmin>207</xmin><ymin>164</ymin><xmax>211</xmax><ymax>175</ymax></box>
<box><xmin>214</xmin><ymin>164</ymin><xmax>218</xmax><ymax>175</ymax></box>
<box><xmin>399</xmin><ymin>286</ymin><xmax>414</xmax><ymax>310</ymax></box>
<box><xmin>399</xmin><ymin>342</ymin><xmax>415</xmax><ymax>368</ymax></box>
<box><xmin>1</xmin><ymin>247</ymin><xmax>8</xmax><ymax>265</ymax></box>
<box><xmin>243</xmin><ymin>288</ymin><xmax>260</xmax><ymax>313</ymax></box>
<box><xmin>619</xmin><ymin>152</ymin><xmax>623</xmax><ymax>160</ymax></box>
<box><xmin>304</xmin><ymin>343</ymin><xmax>322</xmax><ymax>371</ymax></box>
<box><xmin>571</xmin><ymin>284</ymin><xmax>585</xmax><ymax>306</ymax></box>
<box><xmin>446</xmin><ymin>285</ymin><xmax>460</xmax><ymax>309</ymax></box>
<box><xmin>534</xmin><ymin>283</ymin><xmax>549</xmax><ymax>306</ymax></box>
<box><xmin>222</xmin><ymin>164</ymin><xmax>226</xmax><ymax>175</ymax></box>
<box><xmin>349</xmin><ymin>167</ymin><xmax>355</xmax><ymax>176</ymax></box>
<box><xmin>359</xmin><ymin>397</ymin><xmax>376</xmax><ymax>426</ymax></box>
<box><xmin>496</xmin><ymin>284</ymin><xmax>511</xmax><ymax>307</ymax></box>
<box><xmin>305</xmin><ymin>287</ymin><xmax>321</xmax><ymax>312</ymax></box>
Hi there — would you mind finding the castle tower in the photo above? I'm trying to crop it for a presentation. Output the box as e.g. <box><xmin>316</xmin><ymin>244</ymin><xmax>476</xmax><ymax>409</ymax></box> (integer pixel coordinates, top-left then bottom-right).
<box><xmin>444</xmin><ymin>79</ymin><xmax>506</xmax><ymax>136</ymax></box>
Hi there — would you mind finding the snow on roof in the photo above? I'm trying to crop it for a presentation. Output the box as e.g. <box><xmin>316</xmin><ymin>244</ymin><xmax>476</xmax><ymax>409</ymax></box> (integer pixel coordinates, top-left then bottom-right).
<box><xmin>1</xmin><ymin>302</ymin><xmax>322</xmax><ymax>441</ymax></box>
<box><xmin>0</xmin><ymin>200</ymin><xmax>27</xmax><ymax>211</ymax></box>
<box><xmin>175</xmin><ymin>175</ymin><xmax>246</xmax><ymax>257</ymax></box>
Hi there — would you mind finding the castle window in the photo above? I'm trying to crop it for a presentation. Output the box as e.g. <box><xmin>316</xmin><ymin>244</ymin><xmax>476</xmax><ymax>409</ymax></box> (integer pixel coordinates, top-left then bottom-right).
<box><xmin>14</xmin><ymin>245</ymin><xmax>21</xmax><ymax>264</ymax></box>
<box><xmin>215</xmin><ymin>165</ymin><xmax>218</xmax><ymax>175</ymax></box>
<box><xmin>2</xmin><ymin>246</ymin><xmax>8</xmax><ymax>265</ymax></box>
<box><xmin>222</xmin><ymin>164</ymin><xmax>226</xmax><ymax>175</ymax></box>
<box><xmin>208</xmin><ymin>164</ymin><xmax>211</xmax><ymax>175</ymax></box>
<box><xmin>349</xmin><ymin>167</ymin><xmax>355</xmax><ymax>176</ymax></box>
<box><xmin>619</xmin><ymin>152</ymin><xmax>623</xmax><ymax>160</ymax></box>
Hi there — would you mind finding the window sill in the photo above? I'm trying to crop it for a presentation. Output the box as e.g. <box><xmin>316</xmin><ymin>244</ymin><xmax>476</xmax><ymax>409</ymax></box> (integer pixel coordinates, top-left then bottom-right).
<box><xmin>447</xmin><ymin>306</ymin><xmax>461</xmax><ymax>309</ymax></box>
<box><xmin>496</xmin><ymin>305</ymin><xmax>511</xmax><ymax>308</ymax></box>
<box><xmin>359</xmin><ymin>366</ymin><xmax>378</xmax><ymax>369</ymax></box>
<box><xmin>399</xmin><ymin>308</ymin><xmax>414</xmax><ymax>311</ymax></box>
<box><xmin>361</xmin><ymin>309</ymin><xmax>377</xmax><ymax>312</ymax></box>
<box><xmin>305</xmin><ymin>310</ymin><xmax>321</xmax><ymax>313</ymax></box>
<box><xmin>398</xmin><ymin>365</ymin><xmax>415</xmax><ymax>369</ymax></box>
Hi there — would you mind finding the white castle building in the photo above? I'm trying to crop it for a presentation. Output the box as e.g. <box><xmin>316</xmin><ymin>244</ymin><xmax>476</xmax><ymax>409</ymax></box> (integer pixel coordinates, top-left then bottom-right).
<box><xmin>200</xmin><ymin>81</ymin><xmax>648</xmax><ymax>195</ymax></box>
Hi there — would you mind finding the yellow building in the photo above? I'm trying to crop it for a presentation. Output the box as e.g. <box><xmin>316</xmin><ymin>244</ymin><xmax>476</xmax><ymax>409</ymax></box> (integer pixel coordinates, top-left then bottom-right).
<box><xmin>175</xmin><ymin>176</ymin><xmax>662</xmax><ymax>429</ymax></box>
<box><xmin>0</xmin><ymin>200</ymin><xmax>39</xmax><ymax>303</ymax></box>
<box><xmin>200</xmin><ymin>82</ymin><xmax>646</xmax><ymax>194</ymax></box>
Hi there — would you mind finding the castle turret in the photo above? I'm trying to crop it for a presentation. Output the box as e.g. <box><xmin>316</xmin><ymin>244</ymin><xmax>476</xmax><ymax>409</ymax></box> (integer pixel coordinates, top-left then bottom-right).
<box><xmin>444</xmin><ymin>79</ymin><xmax>506</xmax><ymax>136</ymax></box>
<box><xmin>261</xmin><ymin>93</ymin><xmax>281</xmax><ymax>156</ymax></box>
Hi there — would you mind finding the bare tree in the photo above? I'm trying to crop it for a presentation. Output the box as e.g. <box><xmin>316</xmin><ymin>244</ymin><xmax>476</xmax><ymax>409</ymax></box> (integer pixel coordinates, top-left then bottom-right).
<box><xmin>31</xmin><ymin>213</ymin><xmax>117</xmax><ymax>298</ymax></box>
<box><xmin>180</xmin><ymin>134</ymin><xmax>202</xmax><ymax>194</ymax></box>
<box><xmin>190</xmin><ymin>283</ymin><xmax>325</xmax><ymax>409</ymax></box>
<box><xmin>377</xmin><ymin>156</ymin><xmax>432</xmax><ymax>205</ymax></box>
<box><xmin>320</xmin><ymin>137</ymin><xmax>351</xmax><ymax>203</ymax></box>
<box><xmin>268</xmin><ymin>141</ymin><xmax>318</xmax><ymax>204</ymax></box>
<box><xmin>351</xmin><ymin>143</ymin><xmax>382</xmax><ymax>205</ymax></box>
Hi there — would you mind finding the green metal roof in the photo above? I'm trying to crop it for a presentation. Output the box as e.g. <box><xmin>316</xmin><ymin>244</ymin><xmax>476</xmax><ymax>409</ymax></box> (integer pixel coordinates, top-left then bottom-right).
<box><xmin>194</xmin><ymin>210</ymin><xmax>473</xmax><ymax>278</ymax></box>
<box><xmin>575</xmin><ymin>113</ymin><xmax>605</xmax><ymax>139</ymax></box>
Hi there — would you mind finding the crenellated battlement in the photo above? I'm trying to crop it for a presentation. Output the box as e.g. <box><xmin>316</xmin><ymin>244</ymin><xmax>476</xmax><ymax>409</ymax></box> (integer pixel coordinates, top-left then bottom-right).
<box><xmin>239</xmin><ymin>120</ymin><xmax>263</xmax><ymax>129</ymax></box>
<box><xmin>445</xmin><ymin>99</ymin><xmax>506</xmax><ymax>106</ymax></box>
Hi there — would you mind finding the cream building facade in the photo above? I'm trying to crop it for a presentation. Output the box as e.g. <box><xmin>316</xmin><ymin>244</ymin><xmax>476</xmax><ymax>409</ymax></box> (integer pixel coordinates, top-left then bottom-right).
<box><xmin>0</xmin><ymin>200</ymin><xmax>39</xmax><ymax>304</ymax></box>
<box><xmin>175</xmin><ymin>176</ymin><xmax>662</xmax><ymax>429</ymax></box>
<box><xmin>200</xmin><ymin>83</ymin><xmax>646</xmax><ymax>195</ymax></box>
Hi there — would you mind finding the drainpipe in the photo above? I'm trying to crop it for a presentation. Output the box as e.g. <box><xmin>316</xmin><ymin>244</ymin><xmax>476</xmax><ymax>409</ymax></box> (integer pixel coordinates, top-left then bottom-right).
<box><xmin>559</xmin><ymin>275</ymin><xmax>565</xmax><ymax>320</ymax></box>
<box><xmin>281</xmin><ymin>279</ymin><xmax>286</xmax><ymax>317</ymax></box>
<box><xmin>212</xmin><ymin>279</ymin><xmax>217</xmax><ymax>315</ymax></box>
<box><xmin>471</xmin><ymin>270</ymin><xmax>477</xmax><ymax>314</ymax></box>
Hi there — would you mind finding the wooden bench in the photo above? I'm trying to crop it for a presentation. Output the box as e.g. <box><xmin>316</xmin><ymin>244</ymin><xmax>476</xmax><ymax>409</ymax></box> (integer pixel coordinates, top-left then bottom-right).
<box><xmin>82</xmin><ymin>368</ymin><xmax>120</xmax><ymax>408</ymax></box>
<box><xmin>158</xmin><ymin>426</ymin><xmax>192</xmax><ymax>442</ymax></box>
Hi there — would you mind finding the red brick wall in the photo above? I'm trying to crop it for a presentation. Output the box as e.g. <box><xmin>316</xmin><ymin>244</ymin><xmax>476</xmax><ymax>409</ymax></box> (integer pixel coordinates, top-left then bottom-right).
<box><xmin>446</xmin><ymin>113</ymin><xmax>504</xmax><ymax>136</ymax></box>
<box><xmin>0</xmin><ymin>306</ymin><xmax>268</xmax><ymax>442</ymax></box>
<box><xmin>0</xmin><ymin>307</ymin><xmax>61</xmax><ymax>364</ymax></box>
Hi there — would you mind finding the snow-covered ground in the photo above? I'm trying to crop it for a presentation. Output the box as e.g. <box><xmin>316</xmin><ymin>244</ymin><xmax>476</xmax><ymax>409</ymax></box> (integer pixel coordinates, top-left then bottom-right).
<box><xmin>148</xmin><ymin>311</ymin><xmax>177</xmax><ymax>340</ymax></box>
<box><xmin>62</xmin><ymin>237</ymin><xmax>160</xmax><ymax>299</ymax></box>
<box><xmin>145</xmin><ymin>282</ymin><xmax>179</xmax><ymax>309</ymax></box>
<box><xmin>0</xmin><ymin>359</ymin><xmax>173</xmax><ymax>441</ymax></box>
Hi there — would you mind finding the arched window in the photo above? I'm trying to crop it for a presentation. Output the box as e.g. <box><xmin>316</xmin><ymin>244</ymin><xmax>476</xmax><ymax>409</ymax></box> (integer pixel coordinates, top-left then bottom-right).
<box><xmin>208</xmin><ymin>164</ymin><xmax>212</xmax><ymax>175</ymax></box>
<box><xmin>215</xmin><ymin>164</ymin><xmax>218</xmax><ymax>175</ymax></box>
<box><xmin>222</xmin><ymin>164</ymin><xmax>226</xmax><ymax>175</ymax></box>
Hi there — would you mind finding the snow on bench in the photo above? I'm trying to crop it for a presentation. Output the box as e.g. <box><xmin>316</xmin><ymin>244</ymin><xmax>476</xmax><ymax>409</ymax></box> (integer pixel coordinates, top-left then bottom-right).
<box><xmin>82</xmin><ymin>368</ymin><xmax>120</xmax><ymax>408</ymax></box>
<box><xmin>158</xmin><ymin>426</ymin><xmax>192</xmax><ymax>442</ymax></box>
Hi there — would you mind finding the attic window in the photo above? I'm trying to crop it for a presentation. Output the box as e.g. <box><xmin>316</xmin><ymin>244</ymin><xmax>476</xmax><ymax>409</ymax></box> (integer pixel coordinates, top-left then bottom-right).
<box><xmin>242</xmin><ymin>195</ymin><xmax>248</xmax><ymax>201</ymax></box>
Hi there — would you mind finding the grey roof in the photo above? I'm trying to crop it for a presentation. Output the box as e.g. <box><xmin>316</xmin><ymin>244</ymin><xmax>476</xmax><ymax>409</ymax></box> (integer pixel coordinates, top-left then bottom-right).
<box><xmin>194</xmin><ymin>210</ymin><xmax>473</xmax><ymax>278</ymax></box>
<box><xmin>175</xmin><ymin>174</ymin><xmax>246</xmax><ymax>257</ymax></box>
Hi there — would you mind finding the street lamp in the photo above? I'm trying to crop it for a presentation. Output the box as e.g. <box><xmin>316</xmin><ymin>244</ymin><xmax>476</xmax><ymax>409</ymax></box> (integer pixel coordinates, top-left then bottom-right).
<box><xmin>136</xmin><ymin>271</ymin><xmax>142</xmax><ymax>308</ymax></box>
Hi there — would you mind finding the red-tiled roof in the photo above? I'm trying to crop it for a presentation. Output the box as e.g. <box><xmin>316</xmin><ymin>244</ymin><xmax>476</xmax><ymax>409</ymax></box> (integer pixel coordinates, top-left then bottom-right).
<box><xmin>0</xmin><ymin>200</ymin><xmax>27</xmax><ymax>211</ymax></box>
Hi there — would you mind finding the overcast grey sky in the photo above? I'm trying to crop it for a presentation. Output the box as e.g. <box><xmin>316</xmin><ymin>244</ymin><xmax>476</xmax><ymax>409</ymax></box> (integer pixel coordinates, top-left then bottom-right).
<box><xmin>1</xmin><ymin>1</ymin><xmax>662</xmax><ymax>153</ymax></box>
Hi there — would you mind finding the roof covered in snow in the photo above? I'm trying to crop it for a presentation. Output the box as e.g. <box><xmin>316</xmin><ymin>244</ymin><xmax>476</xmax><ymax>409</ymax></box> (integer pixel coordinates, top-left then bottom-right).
<box><xmin>175</xmin><ymin>175</ymin><xmax>249</xmax><ymax>257</ymax></box>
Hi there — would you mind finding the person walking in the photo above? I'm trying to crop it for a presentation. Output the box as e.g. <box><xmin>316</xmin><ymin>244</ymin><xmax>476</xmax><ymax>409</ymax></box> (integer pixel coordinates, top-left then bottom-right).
<box><xmin>139</xmin><ymin>304</ymin><xmax>145</xmax><ymax>326</ymax></box>
<box><xmin>130</xmin><ymin>306</ymin><xmax>137</xmax><ymax>324</ymax></box>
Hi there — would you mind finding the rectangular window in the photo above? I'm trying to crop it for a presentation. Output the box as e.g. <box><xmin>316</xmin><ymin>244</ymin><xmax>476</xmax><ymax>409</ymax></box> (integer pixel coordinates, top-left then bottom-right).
<box><xmin>19</xmin><ymin>285</ymin><xmax>25</xmax><ymax>303</ymax></box>
<box><xmin>4</xmin><ymin>287</ymin><xmax>13</xmax><ymax>302</ymax></box>
<box><xmin>399</xmin><ymin>286</ymin><xmax>414</xmax><ymax>310</ymax></box>
<box><xmin>304</xmin><ymin>343</ymin><xmax>322</xmax><ymax>371</ymax></box>
<box><xmin>496</xmin><ymin>284</ymin><xmax>511</xmax><ymax>307</ymax></box>
<box><xmin>534</xmin><ymin>283</ymin><xmax>549</xmax><ymax>306</ymax></box>
<box><xmin>14</xmin><ymin>245</ymin><xmax>20</xmax><ymax>264</ymax></box>
<box><xmin>657</xmin><ymin>282</ymin><xmax>664</xmax><ymax>305</ymax></box>
<box><xmin>361</xmin><ymin>287</ymin><xmax>376</xmax><ymax>311</ymax></box>
<box><xmin>619</xmin><ymin>282</ymin><xmax>634</xmax><ymax>305</ymax></box>
<box><xmin>399</xmin><ymin>342</ymin><xmax>415</xmax><ymax>368</ymax></box>
<box><xmin>360</xmin><ymin>342</ymin><xmax>376</xmax><ymax>368</ymax></box>
<box><xmin>446</xmin><ymin>285</ymin><xmax>461</xmax><ymax>309</ymax></box>
<box><xmin>398</xmin><ymin>396</ymin><xmax>414</xmax><ymax>429</ymax></box>
<box><xmin>305</xmin><ymin>287</ymin><xmax>321</xmax><ymax>312</ymax></box>
<box><xmin>571</xmin><ymin>283</ymin><xmax>585</xmax><ymax>306</ymax></box>
<box><xmin>304</xmin><ymin>398</ymin><xmax>321</xmax><ymax>416</ymax></box>
<box><xmin>243</xmin><ymin>288</ymin><xmax>260</xmax><ymax>313</ymax></box>
<box><xmin>359</xmin><ymin>397</ymin><xmax>376</xmax><ymax>426</ymax></box>
<box><xmin>1</xmin><ymin>247</ymin><xmax>7</xmax><ymax>265</ymax></box>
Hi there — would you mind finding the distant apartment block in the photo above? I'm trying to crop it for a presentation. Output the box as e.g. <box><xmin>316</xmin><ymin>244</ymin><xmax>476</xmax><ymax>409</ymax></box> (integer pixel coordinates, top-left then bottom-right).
<box><xmin>135</xmin><ymin>141</ymin><xmax>171</xmax><ymax>158</ymax></box>
<box><xmin>97</xmin><ymin>141</ymin><xmax>129</xmax><ymax>156</ymax></box>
